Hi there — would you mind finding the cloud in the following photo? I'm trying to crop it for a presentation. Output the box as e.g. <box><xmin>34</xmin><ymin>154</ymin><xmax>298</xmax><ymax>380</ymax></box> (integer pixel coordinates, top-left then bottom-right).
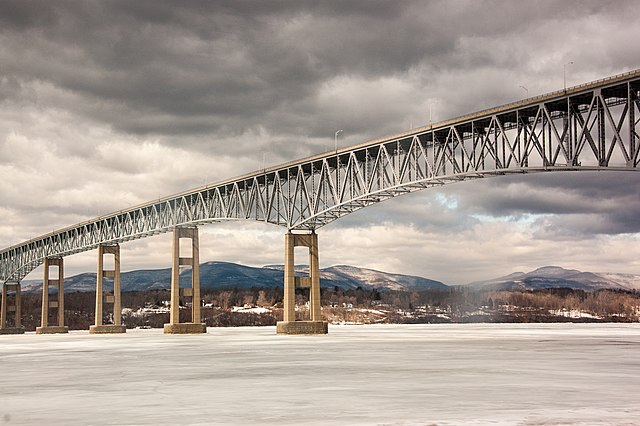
<box><xmin>1</xmin><ymin>0</ymin><xmax>639</xmax><ymax>283</ymax></box>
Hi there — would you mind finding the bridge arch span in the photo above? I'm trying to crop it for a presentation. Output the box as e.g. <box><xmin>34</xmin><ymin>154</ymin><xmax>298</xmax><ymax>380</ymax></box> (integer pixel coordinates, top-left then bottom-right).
<box><xmin>1</xmin><ymin>69</ymin><xmax>639</xmax><ymax>282</ymax></box>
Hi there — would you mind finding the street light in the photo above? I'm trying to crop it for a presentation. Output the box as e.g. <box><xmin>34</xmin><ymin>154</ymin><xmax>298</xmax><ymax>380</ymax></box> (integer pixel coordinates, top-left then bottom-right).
<box><xmin>334</xmin><ymin>129</ymin><xmax>343</xmax><ymax>151</ymax></box>
<box><xmin>564</xmin><ymin>61</ymin><xmax>574</xmax><ymax>92</ymax></box>
<box><xmin>519</xmin><ymin>85</ymin><xmax>528</xmax><ymax>97</ymax></box>
<box><xmin>429</xmin><ymin>100</ymin><xmax>439</xmax><ymax>127</ymax></box>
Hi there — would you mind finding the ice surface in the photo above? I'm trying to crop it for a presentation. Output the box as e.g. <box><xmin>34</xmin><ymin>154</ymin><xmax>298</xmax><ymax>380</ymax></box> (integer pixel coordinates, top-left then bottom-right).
<box><xmin>1</xmin><ymin>323</ymin><xmax>639</xmax><ymax>425</ymax></box>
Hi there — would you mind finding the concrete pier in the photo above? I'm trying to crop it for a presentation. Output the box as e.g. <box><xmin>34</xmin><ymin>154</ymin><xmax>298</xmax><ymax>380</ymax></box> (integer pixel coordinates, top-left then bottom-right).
<box><xmin>0</xmin><ymin>282</ymin><xmax>25</xmax><ymax>334</ymax></box>
<box><xmin>276</xmin><ymin>231</ymin><xmax>328</xmax><ymax>335</ymax></box>
<box><xmin>163</xmin><ymin>227</ymin><xmax>206</xmax><ymax>334</ymax></box>
<box><xmin>36</xmin><ymin>257</ymin><xmax>68</xmax><ymax>334</ymax></box>
<box><xmin>90</xmin><ymin>244</ymin><xmax>126</xmax><ymax>334</ymax></box>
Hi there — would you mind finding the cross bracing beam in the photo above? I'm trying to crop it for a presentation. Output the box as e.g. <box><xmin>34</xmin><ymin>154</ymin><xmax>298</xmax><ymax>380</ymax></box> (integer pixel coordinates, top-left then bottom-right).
<box><xmin>2</xmin><ymin>69</ymin><xmax>640</xmax><ymax>282</ymax></box>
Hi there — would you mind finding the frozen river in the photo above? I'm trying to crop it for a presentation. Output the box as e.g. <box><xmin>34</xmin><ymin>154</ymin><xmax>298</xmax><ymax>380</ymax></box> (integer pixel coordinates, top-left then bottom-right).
<box><xmin>1</xmin><ymin>323</ymin><xmax>639</xmax><ymax>425</ymax></box>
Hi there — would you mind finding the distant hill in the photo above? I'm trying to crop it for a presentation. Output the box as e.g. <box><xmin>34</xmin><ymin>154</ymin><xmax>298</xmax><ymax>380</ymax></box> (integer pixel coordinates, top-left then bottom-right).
<box><xmin>21</xmin><ymin>263</ymin><xmax>639</xmax><ymax>294</ymax></box>
<box><xmin>20</xmin><ymin>261</ymin><xmax>447</xmax><ymax>293</ymax></box>
<box><xmin>320</xmin><ymin>265</ymin><xmax>447</xmax><ymax>291</ymax></box>
<box><xmin>467</xmin><ymin>266</ymin><xmax>640</xmax><ymax>291</ymax></box>
<box><xmin>264</xmin><ymin>264</ymin><xmax>448</xmax><ymax>291</ymax></box>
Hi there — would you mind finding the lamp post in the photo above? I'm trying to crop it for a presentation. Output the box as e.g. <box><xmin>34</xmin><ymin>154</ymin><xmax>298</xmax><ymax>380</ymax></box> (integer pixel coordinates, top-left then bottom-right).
<box><xmin>429</xmin><ymin>100</ymin><xmax>439</xmax><ymax>128</ymax></box>
<box><xmin>334</xmin><ymin>129</ymin><xmax>343</xmax><ymax>152</ymax></box>
<box><xmin>563</xmin><ymin>61</ymin><xmax>574</xmax><ymax>92</ymax></box>
<box><xmin>519</xmin><ymin>85</ymin><xmax>528</xmax><ymax>97</ymax></box>
<box><xmin>429</xmin><ymin>104</ymin><xmax>433</xmax><ymax>127</ymax></box>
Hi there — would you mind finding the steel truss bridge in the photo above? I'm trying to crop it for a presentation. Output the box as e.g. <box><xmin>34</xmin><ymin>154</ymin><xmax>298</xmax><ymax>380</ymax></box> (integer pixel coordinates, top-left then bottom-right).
<box><xmin>2</xmin><ymin>69</ymin><xmax>640</xmax><ymax>283</ymax></box>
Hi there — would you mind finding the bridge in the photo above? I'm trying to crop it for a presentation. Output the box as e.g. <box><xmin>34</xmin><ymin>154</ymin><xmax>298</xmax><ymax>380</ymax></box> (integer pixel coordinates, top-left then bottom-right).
<box><xmin>1</xmin><ymin>69</ymin><xmax>639</xmax><ymax>334</ymax></box>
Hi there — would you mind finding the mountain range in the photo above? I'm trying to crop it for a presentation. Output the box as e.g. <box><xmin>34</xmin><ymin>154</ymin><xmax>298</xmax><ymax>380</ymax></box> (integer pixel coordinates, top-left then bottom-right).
<box><xmin>19</xmin><ymin>261</ymin><xmax>447</xmax><ymax>293</ymax></box>
<box><xmin>18</xmin><ymin>263</ymin><xmax>640</xmax><ymax>293</ymax></box>
<box><xmin>467</xmin><ymin>266</ymin><xmax>640</xmax><ymax>291</ymax></box>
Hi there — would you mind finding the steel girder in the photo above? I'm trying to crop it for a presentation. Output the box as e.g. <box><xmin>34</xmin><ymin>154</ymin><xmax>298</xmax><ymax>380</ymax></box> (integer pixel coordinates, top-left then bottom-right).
<box><xmin>2</xmin><ymin>70</ymin><xmax>640</xmax><ymax>282</ymax></box>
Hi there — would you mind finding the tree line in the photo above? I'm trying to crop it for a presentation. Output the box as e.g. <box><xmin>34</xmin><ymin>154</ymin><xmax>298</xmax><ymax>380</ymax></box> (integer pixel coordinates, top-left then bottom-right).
<box><xmin>2</xmin><ymin>286</ymin><xmax>638</xmax><ymax>331</ymax></box>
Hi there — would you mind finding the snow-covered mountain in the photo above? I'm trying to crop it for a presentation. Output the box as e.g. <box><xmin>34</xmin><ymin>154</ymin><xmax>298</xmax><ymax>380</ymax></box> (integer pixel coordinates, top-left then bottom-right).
<box><xmin>264</xmin><ymin>264</ymin><xmax>447</xmax><ymax>291</ymax></box>
<box><xmin>20</xmin><ymin>261</ymin><xmax>447</xmax><ymax>293</ymax></box>
<box><xmin>20</xmin><ymin>263</ymin><xmax>639</xmax><ymax>294</ymax></box>
<box><xmin>319</xmin><ymin>265</ymin><xmax>447</xmax><ymax>291</ymax></box>
<box><xmin>467</xmin><ymin>266</ymin><xmax>640</xmax><ymax>291</ymax></box>
<box><xmin>594</xmin><ymin>272</ymin><xmax>640</xmax><ymax>291</ymax></box>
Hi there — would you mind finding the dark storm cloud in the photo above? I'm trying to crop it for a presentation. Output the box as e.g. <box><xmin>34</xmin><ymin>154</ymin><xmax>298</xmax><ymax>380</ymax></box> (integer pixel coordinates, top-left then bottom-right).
<box><xmin>1</xmin><ymin>0</ymin><xmax>634</xmax><ymax>147</ymax></box>
<box><xmin>2</xmin><ymin>0</ymin><xmax>640</xmax><ymax>280</ymax></box>
<box><xmin>454</xmin><ymin>173</ymin><xmax>639</xmax><ymax>215</ymax></box>
<box><xmin>439</xmin><ymin>171</ymin><xmax>640</xmax><ymax>236</ymax></box>
<box><xmin>330</xmin><ymin>169</ymin><xmax>640</xmax><ymax>237</ymax></box>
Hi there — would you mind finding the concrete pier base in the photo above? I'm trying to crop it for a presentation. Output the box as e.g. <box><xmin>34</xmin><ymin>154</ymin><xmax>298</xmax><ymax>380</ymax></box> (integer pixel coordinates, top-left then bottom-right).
<box><xmin>0</xmin><ymin>327</ymin><xmax>25</xmax><ymax>335</ymax></box>
<box><xmin>164</xmin><ymin>323</ymin><xmax>207</xmax><ymax>334</ymax></box>
<box><xmin>89</xmin><ymin>325</ymin><xmax>127</xmax><ymax>334</ymax></box>
<box><xmin>91</xmin><ymin>244</ymin><xmax>126</xmax><ymax>334</ymax></box>
<box><xmin>278</xmin><ymin>231</ymin><xmax>326</xmax><ymax>335</ymax></box>
<box><xmin>36</xmin><ymin>326</ymin><xmax>69</xmax><ymax>334</ymax></box>
<box><xmin>164</xmin><ymin>227</ymin><xmax>206</xmax><ymax>334</ymax></box>
<box><xmin>39</xmin><ymin>257</ymin><xmax>67</xmax><ymax>334</ymax></box>
<box><xmin>1</xmin><ymin>281</ymin><xmax>23</xmax><ymax>334</ymax></box>
<box><xmin>276</xmin><ymin>321</ymin><xmax>328</xmax><ymax>335</ymax></box>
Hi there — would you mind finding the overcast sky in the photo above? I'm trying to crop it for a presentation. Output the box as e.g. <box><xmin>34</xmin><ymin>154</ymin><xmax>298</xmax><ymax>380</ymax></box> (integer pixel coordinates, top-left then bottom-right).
<box><xmin>1</xmin><ymin>0</ymin><xmax>640</xmax><ymax>284</ymax></box>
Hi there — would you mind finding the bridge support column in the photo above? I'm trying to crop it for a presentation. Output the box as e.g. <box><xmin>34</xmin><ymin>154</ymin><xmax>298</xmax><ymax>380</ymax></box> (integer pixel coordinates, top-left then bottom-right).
<box><xmin>164</xmin><ymin>227</ymin><xmax>206</xmax><ymax>334</ymax></box>
<box><xmin>36</xmin><ymin>257</ymin><xmax>68</xmax><ymax>334</ymax></box>
<box><xmin>276</xmin><ymin>231</ymin><xmax>328</xmax><ymax>335</ymax></box>
<box><xmin>90</xmin><ymin>244</ymin><xmax>126</xmax><ymax>334</ymax></box>
<box><xmin>0</xmin><ymin>282</ymin><xmax>25</xmax><ymax>334</ymax></box>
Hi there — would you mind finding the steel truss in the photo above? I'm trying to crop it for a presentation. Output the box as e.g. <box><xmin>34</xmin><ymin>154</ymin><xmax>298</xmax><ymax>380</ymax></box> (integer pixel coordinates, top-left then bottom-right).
<box><xmin>2</xmin><ymin>70</ymin><xmax>640</xmax><ymax>282</ymax></box>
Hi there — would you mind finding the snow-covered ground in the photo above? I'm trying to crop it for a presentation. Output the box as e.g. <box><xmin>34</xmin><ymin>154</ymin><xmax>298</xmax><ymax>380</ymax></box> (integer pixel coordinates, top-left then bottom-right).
<box><xmin>231</xmin><ymin>305</ymin><xmax>271</xmax><ymax>314</ymax></box>
<box><xmin>549</xmin><ymin>308</ymin><xmax>603</xmax><ymax>319</ymax></box>
<box><xmin>1</xmin><ymin>323</ymin><xmax>639</xmax><ymax>425</ymax></box>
